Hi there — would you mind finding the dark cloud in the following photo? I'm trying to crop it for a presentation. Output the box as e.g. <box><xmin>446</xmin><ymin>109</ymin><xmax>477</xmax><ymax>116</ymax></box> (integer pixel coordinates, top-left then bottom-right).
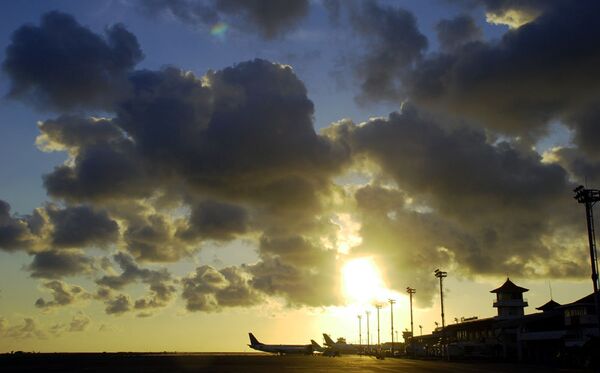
<box><xmin>41</xmin><ymin>60</ymin><xmax>347</xmax><ymax>217</ymax></box>
<box><xmin>124</xmin><ymin>213</ymin><xmax>190</xmax><ymax>262</ymax></box>
<box><xmin>2</xmin><ymin>11</ymin><xmax>142</xmax><ymax>111</ymax></box>
<box><xmin>544</xmin><ymin>147</ymin><xmax>600</xmax><ymax>185</ymax></box>
<box><xmin>178</xmin><ymin>200</ymin><xmax>249</xmax><ymax>241</ymax></box>
<box><xmin>403</xmin><ymin>1</ymin><xmax>600</xmax><ymax>141</ymax></box>
<box><xmin>350</xmin><ymin>1</ymin><xmax>428</xmax><ymax>103</ymax></box>
<box><xmin>42</xmin><ymin>136</ymin><xmax>151</xmax><ymax>203</ymax></box>
<box><xmin>140</xmin><ymin>0</ymin><xmax>309</xmax><ymax>39</ymax></box>
<box><xmin>97</xmin><ymin>253</ymin><xmax>177</xmax><ymax>311</ymax></box>
<box><xmin>27</xmin><ymin>250</ymin><xmax>95</xmax><ymax>279</ymax></box>
<box><xmin>36</xmin><ymin>115</ymin><xmax>124</xmax><ymax>154</ymax></box>
<box><xmin>248</xmin><ymin>234</ymin><xmax>342</xmax><ymax>306</ymax></box>
<box><xmin>332</xmin><ymin>106</ymin><xmax>584</xmax><ymax>285</ymax></box>
<box><xmin>47</xmin><ymin>205</ymin><xmax>119</xmax><ymax>248</ymax></box>
<box><xmin>564</xmin><ymin>103</ymin><xmax>600</xmax><ymax>161</ymax></box>
<box><xmin>105</xmin><ymin>294</ymin><xmax>132</xmax><ymax>315</ymax></box>
<box><xmin>0</xmin><ymin>200</ymin><xmax>36</xmax><ymax>252</ymax></box>
<box><xmin>181</xmin><ymin>265</ymin><xmax>259</xmax><ymax>311</ymax></box>
<box><xmin>35</xmin><ymin>280</ymin><xmax>89</xmax><ymax>309</ymax></box>
<box><xmin>436</xmin><ymin>14</ymin><xmax>482</xmax><ymax>51</ymax></box>
<box><xmin>96</xmin><ymin>252</ymin><xmax>172</xmax><ymax>289</ymax></box>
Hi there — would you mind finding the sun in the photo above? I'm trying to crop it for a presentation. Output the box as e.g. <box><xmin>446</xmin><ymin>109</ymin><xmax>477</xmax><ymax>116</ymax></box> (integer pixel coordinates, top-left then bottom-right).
<box><xmin>342</xmin><ymin>257</ymin><xmax>386</xmax><ymax>304</ymax></box>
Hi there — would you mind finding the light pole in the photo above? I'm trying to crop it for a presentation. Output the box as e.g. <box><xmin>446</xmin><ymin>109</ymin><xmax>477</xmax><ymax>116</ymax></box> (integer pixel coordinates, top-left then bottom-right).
<box><xmin>389</xmin><ymin>298</ymin><xmax>396</xmax><ymax>355</ymax></box>
<box><xmin>434</xmin><ymin>269</ymin><xmax>447</xmax><ymax>328</ymax></box>
<box><xmin>573</xmin><ymin>185</ymin><xmax>600</xmax><ymax>331</ymax></box>
<box><xmin>375</xmin><ymin>304</ymin><xmax>382</xmax><ymax>346</ymax></box>
<box><xmin>366</xmin><ymin>310</ymin><xmax>371</xmax><ymax>348</ymax></box>
<box><xmin>406</xmin><ymin>287</ymin><xmax>416</xmax><ymax>336</ymax></box>
<box><xmin>419</xmin><ymin>325</ymin><xmax>422</xmax><ymax>336</ymax></box>
<box><xmin>358</xmin><ymin>314</ymin><xmax>362</xmax><ymax>347</ymax></box>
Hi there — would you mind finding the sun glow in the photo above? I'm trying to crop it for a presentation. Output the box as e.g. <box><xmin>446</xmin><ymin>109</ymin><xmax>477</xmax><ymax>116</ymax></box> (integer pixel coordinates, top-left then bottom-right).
<box><xmin>342</xmin><ymin>257</ymin><xmax>388</xmax><ymax>304</ymax></box>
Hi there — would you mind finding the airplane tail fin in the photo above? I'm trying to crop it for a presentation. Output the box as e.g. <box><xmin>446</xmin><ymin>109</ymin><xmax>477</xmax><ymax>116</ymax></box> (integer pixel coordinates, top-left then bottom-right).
<box><xmin>248</xmin><ymin>333</ymin><xmax>260</xmax><ymax>346</ymax></box>
<box><xmin>323</xmin><ymin>333</ymin><xmax>335</xmax><ymax>346</ymax></box>
<box><xmin>311</xmin><ymin>339</ymin><xmax>323</xmax><ymax>351</ymax></box>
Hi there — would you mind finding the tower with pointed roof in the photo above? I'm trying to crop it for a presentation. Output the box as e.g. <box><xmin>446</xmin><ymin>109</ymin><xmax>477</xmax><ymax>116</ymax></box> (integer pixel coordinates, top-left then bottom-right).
<box><xmin>491</xmin><ymin>278</ymin><xmax>528</xmax><ymax>319</ymax></box>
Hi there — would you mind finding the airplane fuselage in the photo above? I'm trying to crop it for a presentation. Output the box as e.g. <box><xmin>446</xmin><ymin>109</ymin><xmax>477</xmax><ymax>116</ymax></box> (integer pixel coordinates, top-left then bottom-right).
<box><xmin>248</xmin><ymin>343</ymin><xmax>312</xmax><ymax>355</ymax></box>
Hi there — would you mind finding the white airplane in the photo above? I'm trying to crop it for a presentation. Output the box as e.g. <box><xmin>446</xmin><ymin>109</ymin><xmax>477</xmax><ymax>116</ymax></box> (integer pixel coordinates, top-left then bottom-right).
<box><xmin>322</xmin><ymin>334</ymin><xmax>364</xmax><ymax>356</ymax></box>
<box><xmin>248</xmin><ymin>333</ymin><xmax>322</xmax><ymax>355</ymax></box>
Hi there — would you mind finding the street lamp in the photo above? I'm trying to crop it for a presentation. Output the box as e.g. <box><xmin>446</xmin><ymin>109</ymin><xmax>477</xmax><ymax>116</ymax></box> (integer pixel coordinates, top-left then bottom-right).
<box><xmin>419</xmin><ymin>325</ymin><xmax>423</xmax><ymax>336</ymax></box>
<box><xmin>434</xmin><ymin>269</ymin><xmax>447</xmax><ymax>328</ymax></box>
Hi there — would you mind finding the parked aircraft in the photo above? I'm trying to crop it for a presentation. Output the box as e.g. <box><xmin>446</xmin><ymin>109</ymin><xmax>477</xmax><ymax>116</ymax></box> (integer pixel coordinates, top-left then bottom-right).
<box><xmin>247</xmin><ymin>333</ymin><xmax>322</xmax><ymax>355</ymax></box>
<box><xmin>322</xmin><ymin>334</ymin><xmax>364</xmax><ymax>355</ymax></box>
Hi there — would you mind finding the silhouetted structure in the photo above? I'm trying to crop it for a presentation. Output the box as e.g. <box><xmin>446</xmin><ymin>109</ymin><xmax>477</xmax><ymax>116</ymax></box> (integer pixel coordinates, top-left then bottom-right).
<box><xmin>434</xmin><ymin>269</ymin><xmax>447</xmax><ymax>328</ymax></box>
<box><xmin>405</xmin><ymin>278</ymin><xmax>599</xmax><ymax>366</ymax></box>
<box><xmin>573</xmin><ymin>185</ymin><xmax>600</xmax><ymax>332</ymax></box>
<box><xmin>389</xmin><ymin>299</ymin><xmax>396</xmax><ymax>355</ymax></box>
<box><xmin>491</xmin><ymin>278</ymin><xmax>528</xmax><ymax>319</ymax></box>
<box><xmin>406</xmin><ymin>287</ymin><xmax>416</xmax><ymax>337</ymax></box>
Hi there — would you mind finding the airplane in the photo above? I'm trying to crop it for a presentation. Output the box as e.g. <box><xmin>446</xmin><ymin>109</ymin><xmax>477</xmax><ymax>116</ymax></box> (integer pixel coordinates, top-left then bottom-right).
<box><xmin>322</xmin><ymin>334</ymin><xmax>364</xmax><ymax>356</ymax></box>
<box><xmin>247</xmin><ymin>333</ymin><xmax>322</xmax><ymax>355</ymax></box>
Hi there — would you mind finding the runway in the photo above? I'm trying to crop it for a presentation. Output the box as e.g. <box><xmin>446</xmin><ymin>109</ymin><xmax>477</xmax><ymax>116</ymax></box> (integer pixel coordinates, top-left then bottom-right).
<box><xmin>0</xmin><ymin>353</ymin><xmax>583</xmax><ymax>372</ymax></box>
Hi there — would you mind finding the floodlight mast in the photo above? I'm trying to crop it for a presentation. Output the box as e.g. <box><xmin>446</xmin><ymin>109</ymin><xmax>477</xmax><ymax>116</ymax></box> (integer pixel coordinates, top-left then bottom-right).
<box><xmin>375</xmin><ymin>304</ymin><xmax>382</xmax><ymax>346</ymax></box>
<box><xmin>389</xmin><ymin>298</ymin><xmax>396</xmax><ymax>355</ymax></box>
<box><xmin>406</xmin><ymin>287</ymin><xmax>416</xmax><ymax>336</ymax></box>
<box><xmin>434</xmin><ymin>269</ymin><xmax>447</xmax><ymax>328</ymax></box>
<box><xmin>573</xmin><ymin>185</ymin><xmax>600</xmax><ymax>332</ymax></box>
<box><xmin>358</xmin><ymin>314</ymin><xmax>362</xmax><ymax>348</ymax></box>
<box><xmin>366</xmin><ymin>310</ymin><xmax>371</xmax><ymax>347</ymax></box>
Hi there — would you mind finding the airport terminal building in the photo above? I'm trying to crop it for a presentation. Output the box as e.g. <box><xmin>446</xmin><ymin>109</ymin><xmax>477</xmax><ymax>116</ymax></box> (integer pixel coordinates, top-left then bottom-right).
<box><xmin>406</xmin><ymin>278</ymin><xmax>599</xmax><ymax>363</ymax></box>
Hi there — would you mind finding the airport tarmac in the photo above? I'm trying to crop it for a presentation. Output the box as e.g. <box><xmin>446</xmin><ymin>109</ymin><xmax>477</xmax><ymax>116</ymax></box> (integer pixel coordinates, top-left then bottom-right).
<box><xmin>0</xmin><ymin>353</ymin><xmax>585</xmax><ymax>372</ymax></box>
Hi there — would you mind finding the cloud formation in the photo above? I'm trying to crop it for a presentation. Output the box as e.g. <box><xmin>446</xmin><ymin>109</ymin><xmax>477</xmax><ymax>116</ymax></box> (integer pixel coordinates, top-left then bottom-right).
<box><xmin>350</xmin><ymin>1</ymin><xmax>427</xmax><ymax>103</ymax></box>
<box><xmin>35</xmin><ymin>280</ymin><xmax>90</xmax><ymax>309</ymax></box>
<box><xmin>3</xmin><ymin>11</ymin><xmax>142</xmax><ymax>111</ymax></box>
<box><xmin>139</xmin><ymin>0</ymin><xmax>309</xmax><ymax>39</ymax></box>
<box><xmin>27</xmin><ymin>250</ymin><xmax>95</xmax><ymax>279</ymax></box>
<box><xmin>329</xmin><ymin>105</ymin><xmax>585</xmax><ymax>302</ymax></box>
<box><xmin>2</xmin><ymin>6</ymin><xmax>596</xmax><ymax>313</ymax></box>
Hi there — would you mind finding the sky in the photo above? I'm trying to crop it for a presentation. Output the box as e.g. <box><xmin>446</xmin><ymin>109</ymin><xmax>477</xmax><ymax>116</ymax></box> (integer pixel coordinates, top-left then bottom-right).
<box><xmin>0</xmin><ymin>0</ymin><xmax>599</xmax><ymax>352</ymax></box>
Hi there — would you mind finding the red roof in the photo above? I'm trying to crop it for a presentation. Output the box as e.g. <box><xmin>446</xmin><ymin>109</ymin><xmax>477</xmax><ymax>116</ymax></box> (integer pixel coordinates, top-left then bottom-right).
<box><xmin>490</xmin><ymin>278</ymin><xmax>529</xmax><ymax>293</ymax></box>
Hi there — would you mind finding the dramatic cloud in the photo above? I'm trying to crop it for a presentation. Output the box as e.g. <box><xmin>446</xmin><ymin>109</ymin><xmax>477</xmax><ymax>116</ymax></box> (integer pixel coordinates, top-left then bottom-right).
<box><xmin>248</xmin><ymin>234</ymin><xmax>342</xmax><ymax>306</ymax></box>
<box><xmin>435</xmin><ymin>14</ymin><xmax>482</xmax><ymax>51</ymax></box>
<box><xmin>26</xmin><ymin>250</ymin><xmax>95</xmax><ymax>279</ymax></box>
<box><xmin>105</xmin><ymin>294</ymin><xmax>132</xmax><ymax>315</ymax></box>
<box><xmin>330</xmin><ymin>106</ymin><xmax>584</xmax><ymax>297</ymax></box>
<box><xmin>181</xmin><ymin>265</ymin><xmax>259</xmax><ymax>311</ymax></box>
<box><xmin>0</xmin><ymin>200</ymin><xmax>37</xmax><ymax>252</ymax></box>
<box><xmin>3</xmin><ymin>11</ymin><xmax>143</xmax><ymax>111</ymax></box>
<box><xmin>47</xmin><ymin>205</ymin><xmax>119</xmax><ymax>248</ymax></box>
<box><xmin>35</xmin><ymin>280</ymin><xmax>89</xmax><ymax>309</ymax></box>
<box><xmin>178</xmin><ymin>200</ymin><xmax>249</xmax><ymax>241</ymax></box>
<box><xmin>408</xmin><ymin>1</ymin><xmax>600</xmax><ymax>142</ymax></box>
<box><xmin>139</xmin><ymin>0</ymin><xmax>309</xmax><ymax>39</ymax></box>
<box><xmin>123</xmin><ymin>213</ymin><xmax>190</xmax><ymax>262</ymax></box>
<box><xmin>97</xmin><ymin>253</ymin><xmax>177</xmax><ymax>312</ymax></box>
<box><xmin>350</xmin><ymin>1</ymin><xmax>428</xmax><ymax>103</ymax></box>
